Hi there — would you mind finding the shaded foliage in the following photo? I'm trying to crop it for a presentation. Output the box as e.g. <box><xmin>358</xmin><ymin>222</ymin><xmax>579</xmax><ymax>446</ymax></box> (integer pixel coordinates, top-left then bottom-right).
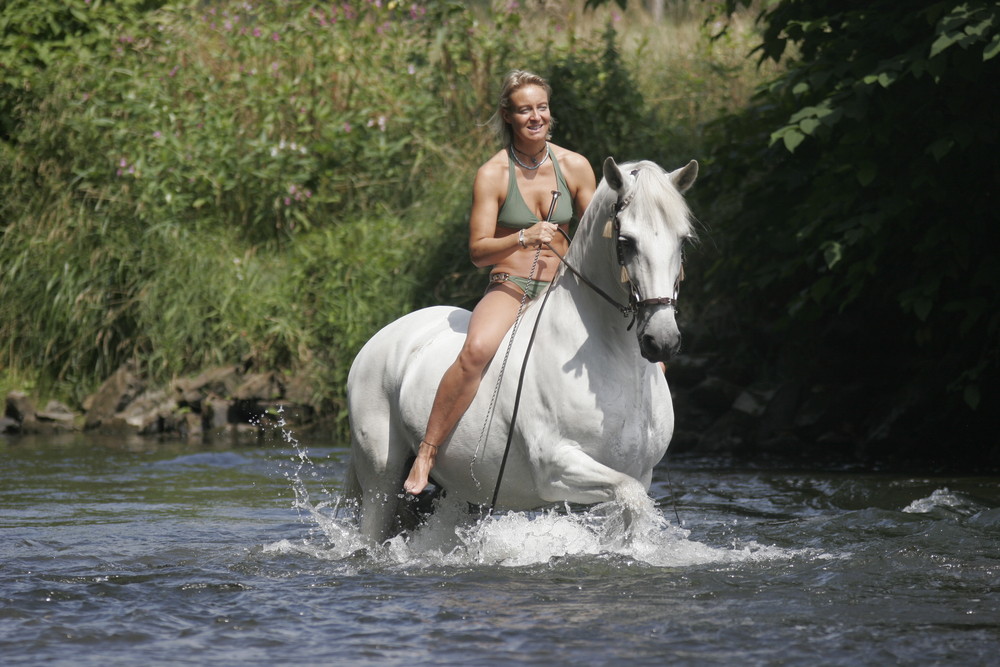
<box><xmin>692</xmin><ymin>0</ymin><xmax>1000</xmax><ymax>457</ymax></box>
<box><xmin>1</xmin><ymin>0</ymin><xmax>673</xmax><ymax>427</ymax></box>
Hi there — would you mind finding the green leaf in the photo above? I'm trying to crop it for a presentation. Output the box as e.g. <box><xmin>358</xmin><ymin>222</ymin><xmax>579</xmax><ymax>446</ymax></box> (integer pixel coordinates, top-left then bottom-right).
<box><xmin>799</xmin><ymin>117</ymin><xmax>821</xmax><ymax>135</ymax></box>
<box><xmin>877</xmin><ymin>71</ymin><xmax>897</xmax><ymax>88</ymax></box>
<box><xmin>770</xmin><ymin>126</ymin><xmax>805</xmax><ymax>152</ymax></box>
<box><xmin>913</xmin><ymin>298</ymin><xmax>933</xmax><ymax>322</ymax></box>
<box><xmin>822</xmin><ymin>241</ymin><xmax>842</xmax><ymax>269</ymax></box>
<box><xmin>927</xmin><ymin>138</ymin><xmax>954</xmax><ymax>161</ymax></box>
<box><xmin>856</xmin><ymin>162</ymin><xmax>877</xmax><ymax>186</ymax></box>
<box><xmin>964</xmin><ymin>384</ymin><xmax>981</xmax><ymax>410</ymax></box>
<box><xmin>985</xmin><ymin>33</ymin><xmax>1000</xmax><ymax>60</ymax></box>
<box><xmin>929</xmin><ymin>32</ymin><xmax>961</xmax><ymax>58</ymax></box>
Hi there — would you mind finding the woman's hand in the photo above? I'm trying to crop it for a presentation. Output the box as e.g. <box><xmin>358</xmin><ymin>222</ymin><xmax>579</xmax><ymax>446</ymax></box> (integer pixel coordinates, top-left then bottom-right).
<box><xmin>524</xmin><ymin>221</ymin><xmax>558</xmax><ymax>248</ymax></box>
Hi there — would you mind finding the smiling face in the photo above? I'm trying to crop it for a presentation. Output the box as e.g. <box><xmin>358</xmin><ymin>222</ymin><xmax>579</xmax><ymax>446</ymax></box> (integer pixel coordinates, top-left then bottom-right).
<box><xmin>502</xmin><ymin>84</ymin><xmax>551</xmax><ymax>147</ymax></box>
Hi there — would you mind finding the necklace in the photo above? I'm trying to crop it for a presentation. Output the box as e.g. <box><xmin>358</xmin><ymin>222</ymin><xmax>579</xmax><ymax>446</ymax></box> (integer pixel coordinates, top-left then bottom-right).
<box><xmin>510</xmin><ymin>143</ymin><xmax>549</xmax><ymax>171</ymax></box>
<box><xmin>513</xmin><ymin>143</ymin><xmax>546</xmax><ymax>164</ymax></box>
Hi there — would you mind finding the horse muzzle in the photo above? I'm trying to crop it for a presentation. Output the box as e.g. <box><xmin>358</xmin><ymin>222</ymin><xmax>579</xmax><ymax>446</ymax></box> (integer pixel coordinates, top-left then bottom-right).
<box><xmin>636</xmin><ymin>307</ymin><xmax>681</xmax><ymax>363</ymax></box>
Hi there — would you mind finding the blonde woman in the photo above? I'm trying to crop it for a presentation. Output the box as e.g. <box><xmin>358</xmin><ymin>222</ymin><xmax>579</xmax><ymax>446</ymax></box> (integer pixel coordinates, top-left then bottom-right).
<box><xmin>404</xmin><ymin>70</ymin><xmax>597</xmax><ymax>495</ymax></box>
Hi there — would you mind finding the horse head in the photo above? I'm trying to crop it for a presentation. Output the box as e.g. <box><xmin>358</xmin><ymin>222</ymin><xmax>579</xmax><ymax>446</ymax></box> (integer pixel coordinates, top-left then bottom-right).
<box><xmin>602</xmin><ymin>157</ymin><xmax>698</xmax><ymax>363</ymax></box>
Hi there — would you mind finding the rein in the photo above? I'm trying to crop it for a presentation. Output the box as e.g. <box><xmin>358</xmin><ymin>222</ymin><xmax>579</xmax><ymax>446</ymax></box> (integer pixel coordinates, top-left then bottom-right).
<box><xmin>488</xmin><ymin>172</ymin><xmax>682</xmax><ymax>510</ymax></box>
<box><xmin>545</xmin><ymin>169</ymin><xmax>680</xmax><ymax>330</ymax></box>
<box><xmin>487</xmin><ymin>191</ymin><xmax>562</xmax><ymax>511</ymax></box>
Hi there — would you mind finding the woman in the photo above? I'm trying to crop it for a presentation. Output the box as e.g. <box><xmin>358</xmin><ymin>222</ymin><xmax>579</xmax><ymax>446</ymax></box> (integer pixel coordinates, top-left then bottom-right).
<box><xmin>403</xmin><ymin>70</ymin><xmax>597</xmax><ymax>496</ymax></box>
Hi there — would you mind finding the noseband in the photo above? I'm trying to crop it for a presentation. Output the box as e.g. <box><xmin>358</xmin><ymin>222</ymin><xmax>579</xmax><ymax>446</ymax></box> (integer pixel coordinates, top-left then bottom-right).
<box><xmin>612</xmin><ymin>170</ymin><xmax>682</xmax><ymax>328</ymax></box>
<box><xmin>550</xmin><ymin>169</ymin><xmax>682</xmax><ymax>330</ymax></box>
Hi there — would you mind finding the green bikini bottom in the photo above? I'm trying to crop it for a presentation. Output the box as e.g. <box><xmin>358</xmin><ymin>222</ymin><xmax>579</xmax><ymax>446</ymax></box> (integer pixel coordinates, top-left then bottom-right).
<box><xmin>488</xmin><ymin>272</ymin><xmax>551</xmax><ymax>299</ymax></box>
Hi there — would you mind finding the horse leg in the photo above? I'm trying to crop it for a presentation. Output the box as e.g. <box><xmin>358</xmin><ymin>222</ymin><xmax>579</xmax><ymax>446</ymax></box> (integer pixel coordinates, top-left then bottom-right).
<box><xmin>536</xmin><ymin>443</ymin><xmax>656</xmax><ymax>531</ymax></box>
<box><xmin>348</xmin><ymin>400</ymin><xmax>416</xmax><ymax>543</ymax></box>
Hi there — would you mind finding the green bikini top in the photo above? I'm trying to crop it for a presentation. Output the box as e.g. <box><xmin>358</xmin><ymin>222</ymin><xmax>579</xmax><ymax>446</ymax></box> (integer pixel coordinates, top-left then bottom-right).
<box><xmin>497</xmin><ymin>146</ymin><xmax>575</xmax><ymax>229</ymax></box>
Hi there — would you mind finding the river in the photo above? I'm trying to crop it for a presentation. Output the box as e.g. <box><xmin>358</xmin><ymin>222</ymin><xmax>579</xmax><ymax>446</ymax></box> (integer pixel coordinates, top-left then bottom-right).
<box><xmin>2</xmin><ymin>431</ymin><xmax>998</xmax><ymax>665</ymax></box>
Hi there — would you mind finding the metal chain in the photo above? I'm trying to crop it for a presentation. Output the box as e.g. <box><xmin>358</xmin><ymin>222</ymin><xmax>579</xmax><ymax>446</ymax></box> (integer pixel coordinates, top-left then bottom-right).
<box><xmin>469</xmin><ymin>244</ymin><xmax>543</xmax><ymax>490</ymax></box>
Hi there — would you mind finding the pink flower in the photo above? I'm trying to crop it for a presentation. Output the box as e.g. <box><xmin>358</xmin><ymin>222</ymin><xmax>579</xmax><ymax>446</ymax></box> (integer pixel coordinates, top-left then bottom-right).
<box><xmin>271</xmin><ymin>31</ymin><xmax>280</xmax><ymax>41</ymax></box>
<box><xmin>343</xmin><ymin>122</ymin><xmax>352</xmax><ymax>133</ymax></box>
<box><xmin>253</xmin><ymin>27</ymin><xmax>262</xmax><ymax>37</ymax></box>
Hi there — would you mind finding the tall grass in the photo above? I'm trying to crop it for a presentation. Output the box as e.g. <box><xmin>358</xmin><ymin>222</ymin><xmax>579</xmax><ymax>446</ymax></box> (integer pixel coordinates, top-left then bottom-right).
<box><xmin>0</xmin><ymin>0</ymin><xmax>772</xmax><ymax>420</ymax></box>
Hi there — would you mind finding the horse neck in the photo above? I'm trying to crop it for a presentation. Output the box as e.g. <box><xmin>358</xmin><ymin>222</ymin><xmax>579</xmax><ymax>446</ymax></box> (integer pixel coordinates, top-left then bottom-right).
<box><xmin>543</xmin><ymin>198</ymin><xmax>639</xmax><ymax>359</ymax></box>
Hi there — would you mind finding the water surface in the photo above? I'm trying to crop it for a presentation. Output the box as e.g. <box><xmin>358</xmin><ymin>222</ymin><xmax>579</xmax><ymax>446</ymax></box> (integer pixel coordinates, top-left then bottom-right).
<box><xmin>2</xmin><ymin>433</ymin><xmax>998</xmax><ymax>665</ymax></box>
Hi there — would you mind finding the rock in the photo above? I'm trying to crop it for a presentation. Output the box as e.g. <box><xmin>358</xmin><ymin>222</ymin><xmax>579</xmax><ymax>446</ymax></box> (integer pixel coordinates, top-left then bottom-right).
<box><xmin>117</xmin><ymin>389</ymin><xmax>177</xmax><ymax>434</ymax></box>
<box><xmin>732</xmin><ymin>388</ymin><xmax>775</xmax><ymax>417</ymax></box>
<box><xmin>1</xmin><ymin>416</ymin><xmax>21</xmax><ymax>434</ymax></box>
<box><xmin>8</xmin><ymin>363</ymin><xmax>321</xmax><ymax>442</ymax></box>
<box><xmin>233</xmin><ymin>372</ymin><xmax>284</xmax><ymax>401</ymax></box>
<box><xmin>6</xmin><ymin>391</ymin><xmax>35</xmax><ymax>422</ymax></box>
<box><xmin>689</xmin><ymin>376</ymin><xmax>742</xmax><ymax>413</ymax></box>
<box><xmin>284</xmin><ymin>373</ymin><xmax>318</xmax><ymax>407</ymax></box>
<box><xmin>696</xmin><ymin>410</ymin><xmax>754</xmax><ymax>455</ymax></box>
<box><xmin>85</xmin><ymin>365</ymin><xmax>145</xmax><ymax>430</ymax></box>
<box><xmin>665</xmin><ymin>354</ymin><xmax>711</xmax><ymax>389</ymax></box>
<box><xmin>204</xmin><ymin>398</ymin><xmax>233</xmax><ymax>430</ymax></box>
<box><xmin>182</xmin><ymin>411</ymin><xmax>203</xmax><ymax>439</ymax></box>
<box><xmin>172</xmin><ymin>365</ymin><xmax>244</xmax><ymax>402</ymax></box>
<box><xmin>5</xmin><ymin>392</ymin><xmax>78</xmax><ymax>434</ymax></box>
<box><xmin>37</xmin><ymin>400</ymin><xmax>77</xmax><ymax>426</ymax></box>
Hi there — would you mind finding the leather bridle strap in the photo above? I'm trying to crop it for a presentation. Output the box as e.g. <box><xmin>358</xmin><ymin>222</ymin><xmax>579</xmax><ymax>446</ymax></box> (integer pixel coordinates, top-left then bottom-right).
<box><xmin>545</xmin><ymin>171</ymin><xmax>681</xmax><ymax>329</ymax></box>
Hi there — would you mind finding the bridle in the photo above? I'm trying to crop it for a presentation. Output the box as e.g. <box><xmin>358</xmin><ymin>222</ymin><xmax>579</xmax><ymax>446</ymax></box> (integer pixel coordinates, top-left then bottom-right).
<box><xmin>489</xmin><ymin>170</ymin><xmax>683</xmax><ymax>510</ymax></box>
<box><xmin>547</xmin><ymin>169</ymin><xmax>682</xmax><ymax>330</ymax></box>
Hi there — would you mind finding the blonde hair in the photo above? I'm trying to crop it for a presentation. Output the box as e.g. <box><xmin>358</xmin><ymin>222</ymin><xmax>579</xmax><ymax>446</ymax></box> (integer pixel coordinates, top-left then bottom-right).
<box><xmin>487</xmin><ymin>69</ymin><xmax>555</xmax><ymax>147</ymax></box>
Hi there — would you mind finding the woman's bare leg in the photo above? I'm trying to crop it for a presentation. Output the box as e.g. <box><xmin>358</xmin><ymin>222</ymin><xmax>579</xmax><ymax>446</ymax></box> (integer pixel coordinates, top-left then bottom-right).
<box><xmin>403</xmin><ymin>285</ymin><xmax>525</xmax><ymax>495</ymax></box>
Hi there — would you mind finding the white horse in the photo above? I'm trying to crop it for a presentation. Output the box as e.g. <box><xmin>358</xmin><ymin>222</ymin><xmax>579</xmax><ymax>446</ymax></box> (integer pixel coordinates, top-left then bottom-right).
<box><xmin>346</xmin><ymin>157</ymin><xmax>698</xmax><ymax>543</ymax></box>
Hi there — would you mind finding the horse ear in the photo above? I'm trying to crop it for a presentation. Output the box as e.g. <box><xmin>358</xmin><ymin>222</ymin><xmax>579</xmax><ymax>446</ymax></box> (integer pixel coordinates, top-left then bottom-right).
<box><xmin>669</xmin><ymin>160</ymin><xmax>698</xmax><ymax>193</ymax></box>
<box><xmin>603</xmin><ymin>157</ymin><xmax>624</xmax><ymax>192</ymax></box>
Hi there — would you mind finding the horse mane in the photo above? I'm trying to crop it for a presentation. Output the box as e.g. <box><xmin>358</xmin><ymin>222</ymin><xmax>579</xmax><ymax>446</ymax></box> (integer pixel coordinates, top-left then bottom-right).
<box><xmin>616</xmin><ymin>159</ymin><xmax>696</xmax><ymax>241</ymax></box>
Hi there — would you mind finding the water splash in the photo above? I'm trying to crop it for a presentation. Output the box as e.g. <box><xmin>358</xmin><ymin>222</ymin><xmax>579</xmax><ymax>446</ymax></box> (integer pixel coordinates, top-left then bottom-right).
<box><xmin>902</xmin><ymin>487</ymin><xmax>989</xmax><ymax>517</ymax></box>
<box><xmin>268</xmin><ymin>411</ymin><xmax>799</xmax><ymax>569</ymax></box>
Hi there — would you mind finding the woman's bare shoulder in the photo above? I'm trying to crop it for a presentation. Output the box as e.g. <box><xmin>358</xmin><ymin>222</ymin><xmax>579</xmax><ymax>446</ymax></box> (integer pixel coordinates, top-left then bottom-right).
<box><xmin>478</xmin><ymin>149</ymin><xmax>508</xmax><ymax>173</ymax></box>
<box><xmin>474</xmin><ymin>149</ymin><xmax>510</xmax><ymax>191</ymax></box>
<box><xmin>550</xmin><ymin>143</ymin><xmax>596</xmax><ymax>185</ymax></box>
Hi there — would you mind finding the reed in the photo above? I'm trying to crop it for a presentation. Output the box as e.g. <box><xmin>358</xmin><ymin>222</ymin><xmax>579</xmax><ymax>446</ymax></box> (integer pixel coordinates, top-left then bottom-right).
<box><xmin>0</xmin><ymin>0</ymin><xmax>772</xmax><ymax>419</ymax></box>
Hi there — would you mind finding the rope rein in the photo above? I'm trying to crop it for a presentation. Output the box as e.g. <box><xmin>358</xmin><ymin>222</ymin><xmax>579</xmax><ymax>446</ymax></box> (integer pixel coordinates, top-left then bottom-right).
<box><xmin>474</xmin><ymin>190</ymin><xmax>562</xmax><ymax>496</ymax></box>
<box><xmin>486</xmin><ymin>172</ymin><xmax>684</xmax><ymax>516</ymax></box>
<box><xmin>470</xmin><ymin>242</ymin><xmax>541</xmax><ymax>489</ymax></box>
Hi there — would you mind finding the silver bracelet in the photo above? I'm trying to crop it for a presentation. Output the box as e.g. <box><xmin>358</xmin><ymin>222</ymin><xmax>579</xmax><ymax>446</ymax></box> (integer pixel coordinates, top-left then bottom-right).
<box><xmin>518</xmin><ymin>229</ymin><xmax>526</xmax><ymax>248</ymax></box>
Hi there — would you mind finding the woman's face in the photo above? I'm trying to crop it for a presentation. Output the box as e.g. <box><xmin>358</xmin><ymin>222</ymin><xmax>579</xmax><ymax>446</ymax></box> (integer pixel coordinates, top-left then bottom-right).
<box><xmin>503</xmin><ymin>84</ymin><xmax>551</xmax><ymax>145</ymax></box>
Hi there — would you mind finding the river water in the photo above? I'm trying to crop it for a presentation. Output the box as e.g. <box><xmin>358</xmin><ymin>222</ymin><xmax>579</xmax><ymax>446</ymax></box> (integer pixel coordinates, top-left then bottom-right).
<box><xmin>2</xmin><ymin>430</ymin><xmax>998</xmax><ymax>666</ymax></box>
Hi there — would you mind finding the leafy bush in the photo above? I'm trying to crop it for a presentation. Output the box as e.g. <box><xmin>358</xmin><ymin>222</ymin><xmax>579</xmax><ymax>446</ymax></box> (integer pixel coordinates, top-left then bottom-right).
<box><xmin>696</xmin><ymin>0</ymin><xmax>999</xmax><ymax>447</ymax></box>
<box><xmin>4</xmin><ymin>0</ymin><xmax>704</xmax><ymax>425</ymax></box>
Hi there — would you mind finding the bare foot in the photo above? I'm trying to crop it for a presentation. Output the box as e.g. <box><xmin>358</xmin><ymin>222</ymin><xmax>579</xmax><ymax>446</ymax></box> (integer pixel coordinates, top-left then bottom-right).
<box><xmin>403</xmin><ymin>441</ymin><xmax>438</xmax><ymax>495</ymax></box>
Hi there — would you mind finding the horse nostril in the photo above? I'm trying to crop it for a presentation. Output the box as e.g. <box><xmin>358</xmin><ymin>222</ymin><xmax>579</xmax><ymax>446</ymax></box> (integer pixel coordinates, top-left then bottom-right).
<box><xmin>641</xmin><ymin>334</ymin><xmax>659</xmax><ymax>356</ymax></box>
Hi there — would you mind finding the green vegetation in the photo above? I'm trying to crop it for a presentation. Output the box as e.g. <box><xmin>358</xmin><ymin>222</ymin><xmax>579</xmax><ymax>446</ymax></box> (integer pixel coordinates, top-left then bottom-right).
<box><xmin>1</xmin><ymin>1</ymin><xmax>763</xmax><ymax>420</ymax></box>
<box><xmin>689</xmin><ymin>0</ymin><xmax>999</xmax><ymax>457</ymax></box>
<box><xmin>10</xmin><ymin>0</ymin><xmax>992</xmax><ymax>461</ymax></box>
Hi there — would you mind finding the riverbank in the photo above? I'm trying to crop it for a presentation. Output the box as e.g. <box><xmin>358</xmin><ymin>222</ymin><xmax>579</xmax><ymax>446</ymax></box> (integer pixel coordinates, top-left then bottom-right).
<box><xmin>2</xmin><ymin>363</ymin><xmax>323</xmax><ymax>444</ymax></box>
<box><xmin>6</xmin><ymin>349</ymin><xmax>996</xmax><ymax>474</ymax></box>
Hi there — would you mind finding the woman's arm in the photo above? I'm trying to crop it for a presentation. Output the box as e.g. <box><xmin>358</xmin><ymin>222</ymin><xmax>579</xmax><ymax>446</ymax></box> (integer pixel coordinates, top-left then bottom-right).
<box><xmin>468</xmin><ymin>161</ymin><xmax>522</xmax><ymax>268</ymax></box>
<box><xmin>561</xmin><ymin>150</ymin><xmax>597</xmax><ymax>219</ymax></box>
